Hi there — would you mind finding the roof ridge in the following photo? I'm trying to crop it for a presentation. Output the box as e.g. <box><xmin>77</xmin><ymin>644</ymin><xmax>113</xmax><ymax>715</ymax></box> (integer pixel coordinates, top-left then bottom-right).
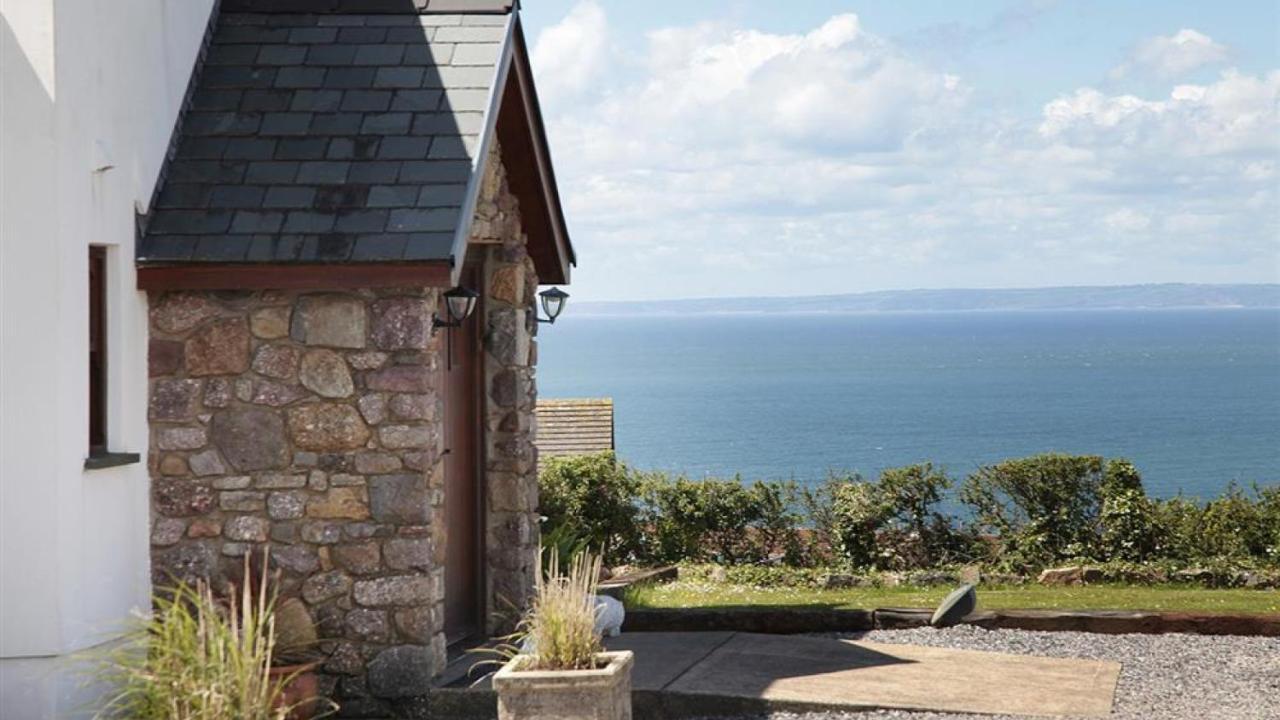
<box><xmin>220</xmin><ymin>0</ymin><xmax>514</xmax><ymax>14</ymax></box>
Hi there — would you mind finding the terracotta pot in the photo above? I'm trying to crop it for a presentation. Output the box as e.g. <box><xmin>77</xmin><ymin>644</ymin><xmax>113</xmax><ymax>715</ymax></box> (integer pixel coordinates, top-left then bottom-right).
<box><xmin>270</xmin><ymin>662</ymin><xmax>321</xmax><ymax>720</ymax></box>
<box><xmin>492</xmin><ymin>651</ymin><xmax>634</xmax><ymax>720</ymax></box>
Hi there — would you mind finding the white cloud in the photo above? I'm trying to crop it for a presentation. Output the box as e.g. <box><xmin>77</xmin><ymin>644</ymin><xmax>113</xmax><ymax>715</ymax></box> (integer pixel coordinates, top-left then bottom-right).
<box><xmin>530</xmin><ymin>1</ymin><xmax>607</xmax><ymax>105</ymax></box>
<box><xmin>1111</xmin><ymin>29</ymin><xmax>1230</xmax><ymax>80</ymax></box>
<box><xmin>530</xmin><ymin>9</ymin><xmax>1280</xmax><ymax>300</ymax></box>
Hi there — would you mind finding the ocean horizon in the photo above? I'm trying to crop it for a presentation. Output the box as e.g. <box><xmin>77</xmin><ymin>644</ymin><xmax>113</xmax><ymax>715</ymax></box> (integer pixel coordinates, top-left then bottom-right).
<box><xmin>536</xmin><ymin>307</ymin><xmax>1280</xmax><ymax>500</ymax></box>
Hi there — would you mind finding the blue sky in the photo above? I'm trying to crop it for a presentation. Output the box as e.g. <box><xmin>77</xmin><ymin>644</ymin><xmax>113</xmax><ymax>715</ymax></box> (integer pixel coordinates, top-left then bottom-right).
<box><xmin>519</xmin><ymin>1</ymin><xmax>1280</xmax><ymax>301</ymax></box>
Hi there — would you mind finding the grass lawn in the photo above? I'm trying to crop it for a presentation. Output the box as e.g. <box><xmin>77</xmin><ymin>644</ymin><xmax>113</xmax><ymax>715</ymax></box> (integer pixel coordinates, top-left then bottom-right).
<box><xmin>624</xmin><ymin>581</ymin><xmax>1280</xmax><ymax>615</ymax></box>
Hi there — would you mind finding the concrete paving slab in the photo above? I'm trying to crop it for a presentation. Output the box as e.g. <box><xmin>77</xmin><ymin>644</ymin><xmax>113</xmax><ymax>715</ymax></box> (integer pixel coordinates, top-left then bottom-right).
<box><xmin>664</xmin><ymin>632</ymin><xmax>1120</xmax><ymax>718</ymax></box>
<box><xmin>604</xmin><ymin>631</ymin><xmax>735</xmax><ymax>690</ymax></box>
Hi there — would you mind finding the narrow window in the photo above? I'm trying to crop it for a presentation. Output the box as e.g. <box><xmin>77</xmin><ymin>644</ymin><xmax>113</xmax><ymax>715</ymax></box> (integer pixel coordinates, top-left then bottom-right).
<box><xmin>88</xmin><ymin>246</ymin><xmax>106</xmax><ymax>454</ymax></box>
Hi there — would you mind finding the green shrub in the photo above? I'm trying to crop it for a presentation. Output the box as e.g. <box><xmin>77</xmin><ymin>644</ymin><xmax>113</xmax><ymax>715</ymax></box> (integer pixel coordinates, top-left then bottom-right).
<box><xmin>538</xmin><ymin>451</ymin><xmax>640</xmax><ymax>564</ymax></box>
<box><xmin>637</xmin><ymin>475</ymin><xmax>803</xmax><ymax>564</ymax></box>
<box><xmin>829</xmin><ymin>480</ymin><xmax>887</xmax><ymax>569</ymax></box>
<box><xmin>960</xmin><ymin>453</ymin><xmax>1106</xmax><ymax>566</ymax></box>
<box><xmin>1101</xmin><ymin>487</ymin><xmax>1162</xmax><ymax>561</ymax></box>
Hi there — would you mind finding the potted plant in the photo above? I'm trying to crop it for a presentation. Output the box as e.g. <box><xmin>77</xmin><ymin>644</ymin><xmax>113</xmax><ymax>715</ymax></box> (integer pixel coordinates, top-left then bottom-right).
<box><xmin>492</xmin><ymin>550</ymin><xmax>634</xmax><ymax>720</ymax></box>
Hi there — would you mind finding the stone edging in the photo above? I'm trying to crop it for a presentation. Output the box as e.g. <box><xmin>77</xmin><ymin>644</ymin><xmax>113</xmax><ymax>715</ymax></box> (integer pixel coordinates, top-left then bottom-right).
<box><xmin>622</xmin><ymin>606</ymin><xmax>1280</xmax><ymax>637</ymax></box>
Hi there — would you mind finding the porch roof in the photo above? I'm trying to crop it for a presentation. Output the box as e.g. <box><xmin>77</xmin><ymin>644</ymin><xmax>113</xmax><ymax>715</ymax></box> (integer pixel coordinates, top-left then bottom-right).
<box><xmin>138</xmin><ymin>1</ymin><xmax>573</xmax><ymax>290</ymax></box>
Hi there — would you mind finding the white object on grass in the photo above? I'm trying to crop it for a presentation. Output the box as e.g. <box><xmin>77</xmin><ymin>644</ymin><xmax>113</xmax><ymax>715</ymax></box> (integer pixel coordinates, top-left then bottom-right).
<box><xmin>594</xmin><ymin>595</ymin><xmax>625</xmax><ymax>637</ymax></box>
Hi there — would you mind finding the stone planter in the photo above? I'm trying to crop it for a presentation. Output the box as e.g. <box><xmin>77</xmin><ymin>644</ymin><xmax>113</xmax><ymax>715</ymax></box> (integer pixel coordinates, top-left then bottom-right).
<box><xmin>492</xmin><ymin>650</ymin><xmax>634</xmax><ymax>720</ymax></box>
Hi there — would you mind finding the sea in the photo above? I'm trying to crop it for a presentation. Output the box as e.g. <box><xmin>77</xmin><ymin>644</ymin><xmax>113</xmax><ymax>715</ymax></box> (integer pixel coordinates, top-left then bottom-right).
<box><xmin>536</xmin><ymin>309</ymin><xmax>1280</xmax><ymax>500</ymax></box>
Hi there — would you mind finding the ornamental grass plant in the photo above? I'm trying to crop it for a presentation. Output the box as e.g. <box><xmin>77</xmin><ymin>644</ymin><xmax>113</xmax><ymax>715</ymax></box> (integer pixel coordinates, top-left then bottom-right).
<box><xmin>514</xmin><ymin>549</ymin><xmax>605</xmax><ymax>671</ymax></box>
<box><xmin>91</xmin><ymin>557</ymin><xmax>306</xmax><ymax>720</ymax></box>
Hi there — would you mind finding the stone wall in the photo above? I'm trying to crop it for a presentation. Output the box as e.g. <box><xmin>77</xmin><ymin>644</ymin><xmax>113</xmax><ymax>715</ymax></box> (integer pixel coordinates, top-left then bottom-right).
<box><xmin>148</xmin><ymin>287</ymin><xmax>448</xmax><ymax>705</ymax></box>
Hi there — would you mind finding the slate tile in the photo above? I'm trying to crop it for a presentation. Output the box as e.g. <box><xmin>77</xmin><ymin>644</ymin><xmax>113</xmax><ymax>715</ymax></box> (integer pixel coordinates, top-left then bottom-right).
<box><xmin>192</xmin><ymin>235</ymin><xmax>251</xmax><ymax>261</ymax></box>
<box><xmin>324</xmin><ymin>68</ymin><xmax>377</xmax><ymax>89</ymax></box>
<box><xmin>192</xmin><ymin>90</ymin><xmax>242</xmax><ymax>112</ymax></box>
<box><xmin>363</xmin><ymin>14</ymin><xmax>421</xmax><ymax>26</ymax></box>
<box><xmin>367</xmin><ymin>185</ymin><xmax>419</xmax><ymax>207</ymax></box>
<box><xmin>275</xmin><ymin>67</ymin><xmax>326</xmax><ymax>88</ymax></box>
<box><xmin>398</xmin><ymin>160</ymin><xmax>470</xmax><ymax>183</ymax></box>
<box><xmin>218</xmin><ymin>13</ymin><xmax>266</xmax><ymax>26</ymax></box>
<box><xmin>289</xmin><ymin>89</ymin><xmax>344</xmax><ymax>112</ymax></box>
<box><xmin>157</xmin><ymin>184</ymin><xmax>212</xmax><ymax>209</ymax></box>
<box><xmin>305</xmin><ymin>44</ymin><xmax>359</xmax><ymax>66</ymax></box>
<box><xmin>138</xmin><ymin>235</ymin><xmax>197</xmax><ymax>261</ymax></box>
<box><xmin>177</xmin><ymin>137</ymin><xmax>229</xmax><ymax>159</ymax></box>
<box><xmin>347</xmin><ymin>162</ymin><xmax>400</xmax><ymax>184</ymax></box>
<box><xmin>260</xmin><ymin>112</ymin><xmax>314</xmax><ymax>135</ymax></box>
<box><xmin>327</xmin><ymin>137</ymin><xmax>380</xmax><ymax>160</ymax></box>
<box><xmin>314</xmin><ymin>186</ymin><xmax>370</xmax><ymax>209</ymax></box>
<box><xmin>315</xmin><ymin>15</ymin><xmax>368</xmax><ymax>27</ymax></box>
<box><xmin>310</xmin><ymin>234</ymin><xmax>356</xmax><ymax>262</ymax></box>
<box><xmin>416</xmin><ymin>184</ymin><xmax>467</xmax><ymax>208</ymax></box>
<box><xmin>204</xmin><ymin>66</ymin><xmax>276</xmax><ymax>89</ymax></box>
<box><xmin>336</xmin><ymin>27</ymin><xmax>387</xmax><ymax>44</ymax></box>
<box><xmin>206</xmin><ymin>44</ymin><xmax>259</xmax><ymax>66</ymax></box>
<box><xmin>390</xmin><ymin>90</ymin><xmax>442</xmax><ymax>112</ymax></box>
<box><xmin>295</xmin><ymin>161</ymin><xmax>351</xmax><ymax>184</ymax></box>
<box><xmin>186</xmin><ymin>112</ymin><xmax>262</xmax><ymax>136</ymax></box>
<box><xmin>353</xmin><ymin>44</ymin><xmax>405</xmax><ymax>66</ymax></box>
<box><xmin>450</xmin><ymin>43</ymin><xmax>499</xmax><ymax>67</ymax></box>
<box><xmin>439</xmin><ymin>88</ymin><xmax>489</xmax><ymax>112</ymax></box>
<box><xmin>433</xmin><ymin>26</ymin><xmax>507</xmax><ymax>43</ymax></box>
<box><xmin>436</xmin><ymin>66</ymin><xmax>495</xmax><ymax>89</ymax></box>
<box><xmin>168</xmin><ymin>161</ymin><xmax>246</xmax><ymax>183</ymax></box>
<box><xmin>241</xmin><ymin>90</ymin><xmax>294</xmax><ymax>112</ymax></box>
<box><xmin>288</xmin><ymin>28</ymin><xmax>339</xmax><ymax>44</ymax></box>
<box><xmin>245</xmin><ymin>235</ymin><xmax>276</xmax><ymax>262</ymax></box>
<box><xmin>377</xmin><ymin>137</ymin><xmax>431</xmax><ymax>160</ymax></box>
<box><xmin>402</xmin><ymin>44</ymin><xmax>453</xmax><ymax>66</ymax></box>
<box><xmin>412</xmin><ymin>111</ymin><xmax>481</xmax><ymax>135</ymax></box>
<box><xmin>387</xmin><ymin>208</ymin><xmax>456</xmax><ymax>232</ymax></box>
<box><xmin>219</xmin><ymin>26</ymin><xmax>292</xmax><ymax>44</ymax></box>
<box><xmin>340</xmin><ymin>90</ymin><xmax>393</xmax><ymax>112</ymax></box>
<box><xmin>230</xmin><ymin>211</ymin><xmax>285</xmax><ymax>234</ymax></box>
<box><xmin>150</xmin><ymin>210</ymin><xmax>234</xmax><ymax>235</ymax></box>
<box><xmin>208</xmin><ymin>185</ymin><xmax>266</xmax><ymax>208</ymax></box>
<box><xmin>224</xmin><ymin>138</ymin><xmax>277</xmax><ymax>160</ymax></box>
<box><xmin>334</xmin><ymin>210</ymin><xmax>389</xmax><ymax>233</ymax></box>
<box><xmin>275</xmin><ymin>138</ymin><xmax>329</xmax><ymax>160</ymax></box>
<box><xmin>245</xmin><ymin>161</ymin><xmax>299</xmax><ymax>183</ymax></box>
<box><xmin>351</xmin><ymin>234</ymin><xmax>408</xmax><ymax>260</ymax></box>
<box><xmin>401</xmin><ymin>232</ymin><xmax>455</xmax><ymax>260</ymax></box>
<box><xmin>416</xmin><ymin>15</ymin><xmax>463</xmax><ymax>28</ymax></box>
<box><xmin>427</xmin><ymin>135</ymin><xmax>473</xmax><ymax>160</ymax></box>
<box><xmin>374</xmin><ymin>67</ymin><xmax>424</xmax><ymax>89</ymax></box>
<box><xmin>360</xmin><ymin>113</ymin><xmax>412</xmax><ymax>135</ymax></box>
<box><xmin>309</xmin><ymin>113</ymin><xmax>363</xmax><ymax>135</ymax></box>
<box><xmin>462</xmin><ymin>14</ymin><xmax>508</xmax><ymax>26</ymax></box>
<box><xmin>257</xmin><ymin>44</ymin><xmax>307</xmax><ymax>65</ymax></box>
<box><xmin>385</xmin><ymin>27</ymin><xmax>431</xmax><ymax>43</ymax></box>
<box><xmin>284</xmin><ymin>211</ymin><xmax>338</xmax><ymax>233</ymax></box>
<box><xmin>263</xmin><ymin>187</ymin><xmax>317</xmax><ymax>208</ymax></box>
<box><xmin>271</xmin><ymin>235</ymin><xmax>311</xmax><ymax>261</ymax></box>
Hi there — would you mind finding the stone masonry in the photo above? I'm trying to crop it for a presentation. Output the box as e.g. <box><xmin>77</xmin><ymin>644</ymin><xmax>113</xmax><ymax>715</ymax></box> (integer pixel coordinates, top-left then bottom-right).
<box><xmin>147</xmin><ymin>146</ymin><xmax>541</xmax><ymax>707</ymax></box>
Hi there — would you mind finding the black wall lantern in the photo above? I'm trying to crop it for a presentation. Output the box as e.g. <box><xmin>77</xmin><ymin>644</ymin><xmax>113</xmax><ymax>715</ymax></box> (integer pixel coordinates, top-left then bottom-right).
<box><xmin>433</xmin><ymin>285</ymin><xmax>479</xmax><ymax>369</ymax></box>
<box><xmin>536</xmin><ymin>287</ymin><xmax>569</xmax><ymax>324</ymax></box>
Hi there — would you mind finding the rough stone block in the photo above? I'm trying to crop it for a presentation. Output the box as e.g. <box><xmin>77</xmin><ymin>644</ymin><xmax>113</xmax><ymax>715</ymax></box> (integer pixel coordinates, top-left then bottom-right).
<box><xmin>365</xmin><ymin>365</ymin><xmax>431</xmax><ymax>392</ymax></box>
<box><xmin>333</xmin><ymin>541</ymin><xmax>382</xmax><ymax>575</ymax></box>
<box><xmin>378</xmin><ymin>424</ymin><xmax>430</xmax><ymax>449</ymax></box>
<box><xmin>367</xmin><ymin>645</ymin><xmax>433</xmax><ymax>697</ymax></box>
<box><xmin>288</xmin><ymin>403</ymin><xmax>371</xmax><ymax>450</ymax></box>
<box><xmin>226</xmin><ymin>515</ymin><xmax>270</xmax><ymax>542</ymax></box>
<box><xmin>302</xmin><ymin>570</ymin><xmax>353</xmax><ymax>604</ymax></box>
<box><xmin>151</xmin><ymin>518</ymin><xmax>187</xmax><ymax>546</ymax></box>
<box><xmin>347</xmin><ymin>351</ymin><xmax>388</xmax><ymax>370</ymax></box>
<box><xmin>153</xmin><ymin>292</ymin><xmax>221</xmax><ymax>333</ymax></box>
<box><xmin>272</xmin><ymin>544</ymin><xmax>320</xmax><ymax>574</ymax></box>
<box><xmin>307</xmin><ymin>486</ymin><xmax>370</xmax><ymax>519</ymax></box>
<box><xmin>292</xmin><ymin>294</ymin><xmax>366</xmax><ymax>348</ymax></box>
<box><xmin>345</xmin><ymin>609</ymin><xmax>390</xmax><ymax>642</ymax></box>
<box><xmin>186</xmin><ymin>318</ymin><xmax>251</xmax><ymax>376</ymax></box>
<box><xmin>211</xmin><ymin>407</ymin><xmax>290</xmax><ymax>471</ymax></box>
<box><xmin>354</xmin><ymin>452</ymin><xmax>401</xmax><ymax>474</ymax></box>
<box><xmin>353</xmin><ymin>575</ymin><xmax>433</xmax><ymax>607</ymax></box>
<box><xmin>357</xmin><ymin>393</ymin><xmax>387</xmax><ymax>424</ymax></box>
<box><xmin>220</xmin><ymin>490</ymin><xmax>266</xmax><ymax>511</ymax></box>
<box><xmin>189</xmin><ymin>449</ymin><xmax>227</xmax><ymax>477</ymax></box>
<box><xmin>149</xmin><ymin>339</ymin><xmax>184</xmax><ymax>377</ymax></box>
<box><xmin>250</xmin><ymin>306</ymin><xmax>292</xmax><ymax>339</ymax></box>
<box><xmin>369</xmin><ymin>474</ymin><xmax>429</xmax><ymax>524</ymax></box>
<box><xmin>268</xmin><ymin>491</ymin><xmax>308</xmax><ymax>519</ymax></box>
<box><xmin>157</xmin><ymin>426</ymin><xmax>208</xmax><ymax>451</ymax></box>
<box><xmin>252</xmin><ymin>380</ymin><xmax>308</xmax><ymax>407</ymax></box>
<box><xmin>252</xmin><ymin>344</ymin><xmax>301</xmax><ymax>379</ymax></box>
<box><xmin>300</xmin><ymin>349</ymin><xmax>354</xmax><ymax>398</ymax></box>
<box><xmin>383</xmin><ymin>537</ymin><xmax>431</xmax><ymax>571</ymax></box>
<box><xmin>370</xmin><ymin>297</ymin><xmax>431</xmax><ymax>350</ymax></box>
<box><xmin>388</xmin><ymin>393</ymin><xmax>433</xmax><ymax>420</ymax></box>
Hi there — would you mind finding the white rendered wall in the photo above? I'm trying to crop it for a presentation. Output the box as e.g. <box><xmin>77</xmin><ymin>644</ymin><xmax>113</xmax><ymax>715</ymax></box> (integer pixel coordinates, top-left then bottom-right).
<box><xmin>0</xmin><ymin>0</ymin><xmax>215</xmax><ymax>715</ymax></box>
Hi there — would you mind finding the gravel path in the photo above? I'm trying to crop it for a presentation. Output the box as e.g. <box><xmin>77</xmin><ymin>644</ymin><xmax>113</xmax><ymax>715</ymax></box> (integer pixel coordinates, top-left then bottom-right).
<box><xmin>745</xmin><ymin>626</ymin><xmax>1280</xmax><ymax>720</ymax></box>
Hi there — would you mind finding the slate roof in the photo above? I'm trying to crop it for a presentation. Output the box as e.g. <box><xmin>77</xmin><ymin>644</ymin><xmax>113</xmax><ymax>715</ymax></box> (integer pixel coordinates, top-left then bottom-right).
<box><xmin>139</xmin><ymin>9</ymin><xmax>513</xmax><ymax>265</ymax></box>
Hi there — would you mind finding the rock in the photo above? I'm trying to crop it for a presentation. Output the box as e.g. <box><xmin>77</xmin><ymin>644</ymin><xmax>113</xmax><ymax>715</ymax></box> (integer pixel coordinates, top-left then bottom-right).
<box><xmin>354</xmin><ymin>575</ymin><xmax>433</xmax><ymax>607</ymax></box>
<box><xmin>203</xmin><ymin>378</ymin><xmax>233</xmax><ymax>408</ymax></box>
<box><xmin>210</xmin><ymin>407</ymin><xmax>289</xmax><ymax>471</ymax></box>
<box><xmin>188</xmin><ymin>449</ymin><xmax>226</xmax><ymax>477</ymax></box>
<box><xmin>369</xmin><ymin>474</ymin><xmax>429</xmax><ymax>524</ymax></box>
<box><xmin>378</xmin><ymin>424</ymin><xmax>431</xmax><ymax>450</ymax></box>
<box><xmin>152</xmin><ymin>542</ymin><xmax>217</xmax><ymax>588</ymax></box>
<box><xmin>906</xmin><ymin>571</ymin><xmax>960</xmax><ymax>586</ymax></box>
<box><xmin>185</xmin><ymin>318</ymin><xmax>251</xmax><ymax>376</ymax></box>
<box><xmin>250</xmin><ymin>306</ymin><xmax>291</xmax><ymax>339</ymax></box>
<box><xmin>1081</xmin><ymin>566</ymin><xmax>1105</xmax><ymax>584</ymax></box>
<box><xmin>821</xmin><ymin>573</ymin><xmax>870</xmax><ymax>589</ymax></box>
<box><xmin>365</xmin><ymin>365</ymin><xmax>431</xmax><ymax>392</ymax></box>
<box><xmin>154</xmin><ymin>480</ymin><xmax>215</xmax><ymax>516</ymax></box>
<box><xmin>159</xmin><ymin>454</ymin><xmax>189</xmax><ymax>476</ymax></box>
<box><xmin>219</xmin><ymin>490</ymin><xmax>265</xmax><ymax>511</ymax></box>
<box><xmin>324</xmin><ymin>642</ymin><xmax>365</xmax><ymax>676</ymax></box>
<box><xmin>347</xmin><ymin>351</ymin><xmax>388</xmax><ymax>370</ymax></box>
<box><xmin>151</xmin><ymin>518</ymin><xmax>186</xmax><ymax>546</ymax></box>
<box><xmin>149</xmin><ymin>339</ymin><xmax>184</xmax><ymax>376</ymax></box>
<box><xmin>394</xmin><ymin>607</ymin><xmax>436</xmax><ymax>643</ymax></box>
<box><xmin>490</xmin><ymin>369</ymin><xmax>519</xmax><ymax>408</ymax></box>
<box><xmin>299</xmin><ymin>349</ymin><xmax>353</xmax><ymax>398</ymax></box>
<box><xmin>301</xmin><ymin>521</ymin><xmax>341</xmax><ymax>544</ymax></box>
<box><xmin>355</xmin><ymin>452</ymin><xmax>401</xmax><ymax>474</ymax></box>
<box><xmin>389</xmin><ymin>393</ymin><xmax>434</xmax><ymax>421</ymax></box>
<box><xmin>1038</xmin><ymin>566</ymin><xmax>1086</xmax><ymax>585</ymax></box>
<box><xmin>333</xmin><ymin>541</ymin><xmax>382</xmax><ymax>575</ymax></box>
<box><xmin>212</xmin><ymin>475</ymin><xmax>250</xmax><ymax>489</ymax></box>
<box><xmin>307</xmin><ymin>471</ymin><xmax>327</xmax><ymax>491</ymax></box>
<box><xmin>930</xmin><ymin>584</ymin><xmax>978</xmax><ymax>627</ymax></box>
<box><xmin>1174</xmin><ymin>568</ymin><xmax>1216</xmax><ymax>585</ymax></box>
<box><xmin>153</xmin><ymin>292</ymin><xmax>220</xmax><ymax>333</ymax></box>
<box><xmin>346</xmin><ymin>609</ymin><xmax>390</xmax><ymax>642</ymax></box>
<box><xmin>357</xmin><ymin>394</ymin><xmax>387</xmax><ymax>425</ymax></box>
<box><xmin>287</xmin><ymin>403</ymin><xmax>370</xmax><ymax>451</ymax></box>
<box><xmin>255</xmin><ymin>473</ymin><xmax>307</xmax><ymax>489</ymax></box>
<box><xmin>306</xmin><ymin>487</ymin><xmax>370</xmax><ymax>520</ymax></box>
<box><xmin>370</xmin><ymin>297</ymin><xmax>431</xmax><ymax>350</ymax></box>
<box><xmin>384</xmin><ymin>537</ymin><xmax>431</xmax><ymax>571</ymax></box>
<box><xmin>489</xmin><ymin>265</ymin><xmax>521</xmax><ymax>306</ymax></box>
<box><xmin>302</xmin><ymin>570</ymin><xmax>353</xmax><ymax>604</ymax></box>
<box><xmin>225</xmin><ymin>516</ymin><xmax>270</xmax><ymax>542</ymax></box>
<box><xmin>292</xmin><ymin>294</ymin><xmax>366</xmax><ymax>349</ymax></box>
<box><xmin>157</xmin><ymin>426</ymin><xmax>207</xmax><ymax>450</ymax></box>
<box><xmin>251</xmin><ymin>344</ymin><xmax>300</xmax><ymax>380</ymax></box>
<box><xmin>188</xmin><ymin>518</ymin><xmax>222</xmax><ymax>538</ymax></box>
<box><xmin>268</xmin><ymin>491</ymin><xmax>307</xmax><ymax>520</ymax></box>
<box><xmin>251</xmin><ymin>380</ymin><xmax>308</xmax><ymax>407</ymax></box>
<box><xmin>271</xmin><ymin>545</ymin><xmax>319</xmax><ymax>574</ymax></box>
<box><xmin>367</xmin><ymin>645</ymin><xmax>434</xmax><ymax>697</ymax></box>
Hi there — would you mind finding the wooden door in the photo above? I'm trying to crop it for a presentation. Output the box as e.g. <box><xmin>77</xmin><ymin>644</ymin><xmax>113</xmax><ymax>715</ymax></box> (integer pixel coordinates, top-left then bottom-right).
<box><xmin>442</xmin><ymin>274</ymin><xmax>483</xmax><ymax>643</ymax></box>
